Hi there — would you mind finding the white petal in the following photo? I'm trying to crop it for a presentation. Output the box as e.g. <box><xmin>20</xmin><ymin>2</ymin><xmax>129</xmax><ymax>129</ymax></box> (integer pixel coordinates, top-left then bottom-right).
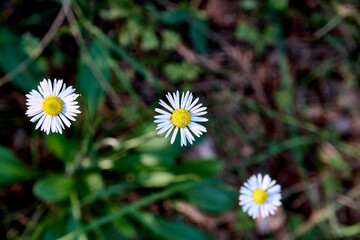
<box><xmin>191</xmin><ymin>116</ymin><xmax>208</xmax><ymax>122</ymax></box>
<box><xmin>51</xmin><ymin>116</ymin><xmax>58</xmax><ymax>133</ymax></box>
<box><xmin>30</xmin><ymin>112</ymin><xmax>45</xmax><ymax>122</ymax></box>
<box><xmin>184</xmin><ymin>93</ymin><xmax>193</xmax><ymax>109</ymax></box>
<box><xmin>154</xmin><ymin>119</ymin><xmax>168</xmax><ymax>124</ymax></box>
<box><xmin>193</xmin><ymin>111</ymin><xmax>207</xmax><ymax>116</ymax></box>
<box><xmin>181</xmin><ymin>91</ymin><xmax>189</xmax><ymax>109</ymax></box>
<box><xmin>257</xmin><ymin>174</ymin><xmax>263</xmax><ymax>189</ymax></box>
<box><xmin>186</xmin><ymin>97</ymin><xmax>199</xmax><ymax>111</ymax></box>
<box><xmin>157</xmin><ymin>122</ymin><xmax>173</xmax><ymax>134</ymax></box>
<box><xmin>159</xmin><ymin>99</ymin><xmax>173</xmax><ymax>112</ymax></box>
<box><xmin>166</xmin><ymin>93</ymin><xmax>177</xmax><ymax>109</ymax></box>
<box><xmin>156</xmin><ymin>121</ymin><xmax>171</xmax><ymax>130</ymax></box>
<box><xmin>268</xmin><ymin>184</ymin><xmax>281</xmax><ymax>194</ymax></box>
<box><xmin>189</xmin><ymin>103</ymin><xmax>202</xmax><ymax>112</ymax></box>
<box><xmin>35</xmin><ymin>113</ymin><xmax>47</xmax><ymax>130</ymax></box>
<box><xmin>48</xmin><ymin>79</ymin><xmax>53</xmax><ymax>95</ymax></box>
<box><xmin>170</xmin><ymin>127</ymin><xmax>179</xmax><ymax>144</ymax></box>
<box><xmin>155</xmin><ymin>108</ymin><xmax>171</xmax><ymax>115</ymax></box>
<box><xmin>191</xmin><ymin>107</ymin><xmax>207</xmax><ymax>113</ymax></box>
<box><xmin>240</xmin><ymin>187</ymin><xmax>252</xmax><ymax>196</ymax></box>
<box><xmin>59</xmin><ymin>113</ymin><xmax>71</xmax><ymax>127</ymax></box>
<box><xmin>180</xmin><ymin>128</ymin><xmax>186</xmax><ymax>146</ymax></box>
<box><xmin>184</xmin><ymin>127</ymin><xmax>194</xmax><ymax>143</ymax></box>
<box><xmin>174</xmin><ymin>91</ymin><xmax>180</xmax><ymax>109</ymax></box>
<box><xmin>262</xmin><ymin>175</ymin><xmax>271</xmax><ymax>190</ymax></box>
<box><xmin>154</xmin><ymin>115</ymin><xmax>170</xmax><ymax>119</ymax></box>
<box><xmin>165</xmin><ymin>126</ymin><xmax>174</xmax><ymax>138</ymax></box>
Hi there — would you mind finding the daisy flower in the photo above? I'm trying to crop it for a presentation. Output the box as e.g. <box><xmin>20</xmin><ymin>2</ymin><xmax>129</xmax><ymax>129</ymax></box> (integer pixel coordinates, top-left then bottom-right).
<box><xmin>239</xmin><ymin>174</ymin><xmax>282</xmax><ymax>219</ymax></box>
<box><xmin>154</xmin><ymin>91</ymin><xmax>208</xmax><ymax>146</ymax></box>
<box><xmin>26</xmin><ymin>79</ymin><xmax>81</xmax><ymax>134</ymax></box>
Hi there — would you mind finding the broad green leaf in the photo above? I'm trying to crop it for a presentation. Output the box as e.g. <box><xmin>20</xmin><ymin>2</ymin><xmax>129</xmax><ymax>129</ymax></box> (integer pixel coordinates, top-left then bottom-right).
<box><xmin>108</xmin><ymin>209</ymin><xmax>137</xmax><ymax>239</ymax></box>
<box><xmin>139</xmin><ymin>172</ymin><xmax>175</xmax><ymax>187</ymax></box>
<box><xmin>160</xmin><ymin>9</ymin><xmax>189</xmax><ymax>25</ymax></box>
<box><xmin>113</xmin><ymin>153</ymin><xmax>173</xmax><ymax>175</ymax></box>
<box><xmin>95</xmin><ymin>224</ymin><xmax>129</xmax><ymax>240</ymax></box>
<box><xmin>76</xmin><ymin>40</ymin><xmax>111</xmax><ymax>119</ymax></box>
<box><xmin>33</xmin><ymin>175</ymin><xmax>75</xmax><ymax>202</ymax></box>
<box><xmin>175</xmin><ymin>159</ymin><xmax>223</xmax><ymax>177</ymax></box>
<box><xmin>82</xmin><ymin>182</ymin><xmax>139</xmax><ymax>206</ymax></box>
<box><xmin>44</xmin><ymin>133</ymin><xmax>78</xmax><ymax>163</ymax></box>
<box><xmin>0</xmin><ymin>145</ymin><xmax>33</xmax><ymax>186</ymax></box>
<box><xmin>182</xmin><ymin>182</ymin><xmax>235</xmax><ymax>213</ymax></box>
<box><xmin>189</xmin><ymin>16</ymin><xmax>209</xmax><ymax>54</ymax></box>
<box><xmin>132</xmin><ymin>211</ymin><xmax>212</xmax><ymax>240</ymax></box>
<box><xmin>0</xmin><ymin>29</ymin><xmax>41</xmax><ymax>92</ymax></box>
<box><xmin>85</xmin><ymin>173</ymin><xmax>105</xmax><ymax>194</ymax></box>
<box><xmin>41</xmin><ymin>218</ymin><xmax>68</xmax><ymax>240</ymax></box>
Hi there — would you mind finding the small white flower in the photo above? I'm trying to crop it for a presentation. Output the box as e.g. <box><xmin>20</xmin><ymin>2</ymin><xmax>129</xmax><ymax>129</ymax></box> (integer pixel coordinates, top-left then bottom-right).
<box><xmin>25</xmin><ymin>79</ymin><xmax>81</xmax><ymax>134</ymax></box>
<box><xmin>154</xmin><ymin>91</ymin><xmax>208</xmax><ymax>146</ymax></box>
<box><xmin>239</xmin><ymin>174</ymin><xmax>282</xmax><ymax>219</ymax></box>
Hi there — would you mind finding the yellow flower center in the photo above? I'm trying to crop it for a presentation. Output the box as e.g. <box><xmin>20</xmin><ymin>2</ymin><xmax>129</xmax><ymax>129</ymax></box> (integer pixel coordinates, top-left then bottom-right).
<box><xmin>252</xmin><ymin>189</ymin><xmax>268</xmax><ymax>204</ymax></box>
<box><xmin>42</xmin><ymin>96</ymin><xmax>63</xmax><ymax>116</ymax></box>
<box><xmin>171</xmin><ymin>109</ymin><xmax>191</xmax><ymax>128</ymax></box>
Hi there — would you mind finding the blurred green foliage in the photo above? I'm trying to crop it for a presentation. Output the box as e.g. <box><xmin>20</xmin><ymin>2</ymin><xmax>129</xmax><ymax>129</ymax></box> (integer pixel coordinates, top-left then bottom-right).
<box><xmin>1</xmin><ymin>0</ymin><xmax>360</xmax><ymax>239</ymax></box>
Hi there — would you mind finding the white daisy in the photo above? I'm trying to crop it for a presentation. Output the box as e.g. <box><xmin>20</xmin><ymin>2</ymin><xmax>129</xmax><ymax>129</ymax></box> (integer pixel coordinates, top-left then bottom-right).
<box><xmin>239</xmin><ymin>174</ymin><xmax>282</xmax><ymax>219</ymax></box>
<box><xmin>154</xmin><ymin>91</ymin><xmax>208</xmax><ymax>146</ymax></box>
<box><xmin>25</xmin><ymin>79</ymin><xmax>81</xmax><ymax>134</ymax></box>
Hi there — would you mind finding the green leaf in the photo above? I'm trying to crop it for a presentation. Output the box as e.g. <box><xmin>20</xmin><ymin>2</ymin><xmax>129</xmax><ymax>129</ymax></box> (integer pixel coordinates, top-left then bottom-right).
<box><xmin>141</xmin><ymin>28</ymin><xmax>159</xmax><ymax>51</ymax></box>
<box><xmin>182</xmin><ymin>182</ymin><xmax>235</xmax><ymax>213</ymax></box>
<box><xmin>321</xmin><ymin>171</ymin><xmax>341</xmax><ymax>198</ymax></box>
<box><xmin>132</xmin><ymin>211</ymin><xmax>212</xmax><ymax>240</ymax></box>
<box><xmin>161</xmin><ymin>30</ymin><xmax>181</xmax><ymax>50</ymax></box>
<box><xmin>57</xmin><ymin>181</ymin><xmax>196</xmax><ymax>240</ymax></box>
<box><xmin>84</xmin><ymin>173</ymin><xmax>105</xmax><ymax>194</ymax></box>
<box><xmin>235</xmin><ymin>22</ymin><xmax>263</xmax><ymax>51</ymax></box>
<box><xmin>118</xmin><ymin>18</ymin><xmax>143</xmax><ymax>46</ymax></box>
<box><xmin>44</xmin><ymin>133</ymin><xmax>78</xmax><ymax>163</ymax></box>
<box><xmin>188</xmin><ymin>16</ymin><xmax>209</xmax><ymax>54</ymax></box>
<box><xmin>41</xmin><ymin>218</ymin><xmax>68</xmax><ymax>240</ymax></box>
<box><xmin>160</xmin><ymin>9</ymin><xmax>190</xmax><ymax>25</ymax></box>
<box><xmin>164</xmin><ymin>62</ymin><xmax>201</xmax><ymax>83</ymax></box>
<box><xmin>0</xmin><ymin>145</ymin><xmax>33</xmax><ymax>187</ymax></box>
<box><xmin>274</xmin><ymin>90</ymin><xmax>292</xmax><ymax>110</ymax></box>
<box><xmin>109</xmin><ymin>212</ymin><xmax>136</xmax><ymax>239</ymax></box>
<box><xmin>113</xmin><ymin>153</ymin><xmax>173</xmax><ymax>175</ymax></box>
<box><xmin>139</xmin><ymin>172</ymin><xmax>176</xmax><ymax>187</ymax></box>
<box><xmin>33</xmin><ymin>175</ymin><xmax>75</xmax><ymax>202</ymax></box>
<box><xmin>0</xmin><ymin>29</ymin><xmax>42</xmax><ymax>92</ymax></box>
<box><xmin>175</xmin><ymin>159</ymin><xmax>223</xmax><ymax>177</ymax></box>
<box><xmin>76</xmin><ymin>40</ymin><xmax>111</xmax><ymax>119</ymax></box>
<box><xmin>235</xmin><ymin>209</ymin><xmax>255</xmax><ymax>230</ymax></box>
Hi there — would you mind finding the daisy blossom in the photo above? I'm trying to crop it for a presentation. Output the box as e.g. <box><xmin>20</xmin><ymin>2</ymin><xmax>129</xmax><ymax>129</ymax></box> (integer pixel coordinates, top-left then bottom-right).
<box><xmin>26</xmin><ymin>79</ymin><xmax>81</xmax><ymax>134</ymax></box>
<box><xmin>154</xmin><ymin>91</ymin><xmax>208</xmax><ymax>146</ymax></box>
<box><xmin>239</xmin><ymin>174</ymin><xmax>282</xmax><ymax>219</ymax></box>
